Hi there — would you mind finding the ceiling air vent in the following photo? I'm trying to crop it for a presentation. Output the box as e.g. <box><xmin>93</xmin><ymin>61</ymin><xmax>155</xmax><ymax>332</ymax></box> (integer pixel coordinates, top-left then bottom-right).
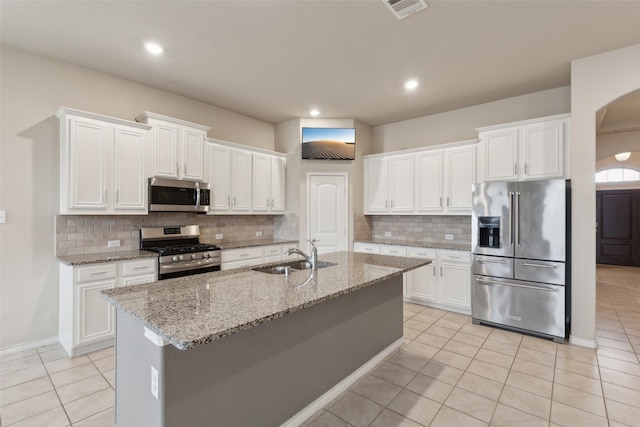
<box><xmin>383</xmin><ymin>0</ymin><xmax>428</xmax><ymax>20</ymax></box>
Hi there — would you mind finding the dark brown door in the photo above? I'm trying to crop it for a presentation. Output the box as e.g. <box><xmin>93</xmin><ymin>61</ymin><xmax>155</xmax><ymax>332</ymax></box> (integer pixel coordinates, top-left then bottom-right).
<box><xmin>596</xmin><ymin>190</ymin><xmax>640</xmax><ymax>266</ymax></box>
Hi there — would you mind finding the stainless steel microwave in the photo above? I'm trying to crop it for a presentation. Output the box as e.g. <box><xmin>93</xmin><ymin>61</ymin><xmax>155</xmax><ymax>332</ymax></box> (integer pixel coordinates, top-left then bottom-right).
<box><xmin>148</xmin><ymin>177</ymin><xmax>210</xmax><ymax>213</ymax></box>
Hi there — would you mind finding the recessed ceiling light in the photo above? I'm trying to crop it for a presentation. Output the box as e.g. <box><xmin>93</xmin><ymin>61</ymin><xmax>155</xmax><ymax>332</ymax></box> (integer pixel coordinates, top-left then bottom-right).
<box><xmin>404</xmin><ymin>79</ymin><xmax>419</xmax><ymax>90</ymax></box>
<box><xmin>144</xmin><ymin>42</ymin><xmax>164</xmax><ymax>55</ymax></box>
<box><xmin>310</xmin><ymin>109</ymin><xmax>320</xmax><ymax>117</ymax></box>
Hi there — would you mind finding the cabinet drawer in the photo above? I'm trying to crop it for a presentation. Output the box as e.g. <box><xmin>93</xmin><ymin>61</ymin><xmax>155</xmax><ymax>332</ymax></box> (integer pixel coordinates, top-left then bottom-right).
<box><xmin>221</xmin><ymin>247</ymin><xmax>263</xmax><ymax>263</ymax></box>
<box><xmin>380</xmin><ymin>245</ymin><xmax>407</xmax><ymax>257</ymax></box>
<box><xmin>406</xmin><ymin>248</ymin><xmax>437</xmax><ymax>259</ymax></box>
<box><xmin>353</xmin><ymin>242</ymin><xmax>380</xmax><ymax>254</ymax></box>
<box><xmin>263</xmin><ymin>245</ymin><xmax>285</xmax><ymax>257</ymax></box>
<box><xmin>438</xmin><ymin>250</ymin><xmax>471</xmax><ymax>264</ymax></box>
<box><xmin>221</xmin><ymin>258</ymin><xmax>263</xmax><ymax>271</ymax></box>
<box><xmin>76</xmin><ymin>264</ymin><xmax>117</xmax><ymax>283</ymax></box>
<box><xmin>120</xmin><ymin>259</ymin><xmax>157</xmax><ymax>277</ymax></box>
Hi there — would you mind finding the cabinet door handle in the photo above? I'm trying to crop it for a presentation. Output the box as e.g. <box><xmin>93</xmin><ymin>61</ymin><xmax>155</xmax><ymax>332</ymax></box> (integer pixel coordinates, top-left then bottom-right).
<box><xmin>440</xmin><ymin>267</ymin><xmax>443</xmax><ymax>277</ymax></box>
<box><xmin>133</xmin><ymin>266</ymin><xmax>148</xmax><ymax>271</ymax></box>
<box><xmin>439</xmin><ymin>197</ymin><xmax>442</xmax><ymax>207</ymax></box>
<box><xmin>514</xmin><ymin>163</ymin><xmax>518</xmax><ymax>175</ymax></box>
<box><xmin>390</xmin><ymin>200</ymin><xmax>394</xmax><ymax>208</ymax></box>
<box><xmin>385</xmin><ymin>200</ymin><xmax>388</xmax><ymax>208</ymax></box>
<box><xmin>105</xmin><ymin>189</ymin><xmax>108</xmax><ymax>204</ymax></box>
<box><xmin>433</xmin><ymin>265</ymin><xmax>436</xmax><ymax>276</ymax></box>
<box><xmin>266</xmin><ymin>198</ymin><xmax>269</xmax><ymax>208</ymax></box>
<box><xmin>115</xmin><ymin>190</ymin><xmax>119</xmax><ymax>205</ymax></box>
<box><xmin>227</xmin><ymin>196</ymin><xmax>230</xmax><ymax>207</ymax></box>
<box><xmin>90</xmin><ymin>271</ymin><xmax>108</xmax><ymax>276</ymax></box>
<box><xmin>176</xmin><ymin>163</ymin><xmax>179</xmax><ymax>176</ymax></box>
<box><xmin>447</xmin><ymin>197</ymin><xmax>450</xmax><ymax>207</ymax></box>
<box><xmin>524</xmin><ymin>163</ymin><xmax>528</xmax><ymax>174</ymax></box>
<box><xmin>183</xmin><ymin>164</ymin><xmax>187</xmax><ymax>175</ymax></box>
<box><xmin>240</xmin><ymin>253</ymin><xmax>249</xmax><ymax>257</ymax></box>
<box><xmin>234</xmin><ymin>197</ymin><xmax>237</xmax><ymax>207</ymax></box>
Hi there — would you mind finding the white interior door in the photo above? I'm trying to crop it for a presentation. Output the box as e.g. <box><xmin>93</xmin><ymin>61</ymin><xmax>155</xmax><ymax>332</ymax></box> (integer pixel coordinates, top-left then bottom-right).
<box><xmin>308</xmin><ymin>174</ymin><xmax>347</xmax><ymax>254</ymax></box>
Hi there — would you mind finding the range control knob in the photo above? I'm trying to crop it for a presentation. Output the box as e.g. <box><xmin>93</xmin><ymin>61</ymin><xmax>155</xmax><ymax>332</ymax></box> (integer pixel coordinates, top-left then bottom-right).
<box><xmin>172</xmin><ymin>256</ymin><xmax>178</xmax><ymax>262</ymax></box>
<box><xmin>178</xmin><ymin>255</ymin><xmax>184</xmax><ymax>261</ymax></box>
<box><xmin>204</xmin><ymin>253</ymin><xmax>210</xmax><ymax>258</ymax></box>
<box><xmin>191</xmin><ymin>254</ymin><xmax>197</xmax><ymax>260</ymax></box>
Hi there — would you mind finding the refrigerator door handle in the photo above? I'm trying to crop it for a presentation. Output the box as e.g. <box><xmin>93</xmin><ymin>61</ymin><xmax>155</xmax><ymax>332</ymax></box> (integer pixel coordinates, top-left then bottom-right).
<box><xmin>476</xmin><ymin>257</ymin><xmax>508</xmax><ymax>264</ymax></box>
<box><xmin>514</xmin><ymin>192</ymin><xmax>521</xmax><ymax>247</ymax></box>
<box><xmin>475</xmin><ymin>277</ymin><xmax>558</xmax><ymax>292</ymax></box>
<box><xmin>521</xmin><ymin>262</ymin><xmax>559</xmax><ymax>269</ymax></box>
<box><xmin>508</xmin><ymin>192</ymin><xmax>514</xmax><ymax>246</ymax></box>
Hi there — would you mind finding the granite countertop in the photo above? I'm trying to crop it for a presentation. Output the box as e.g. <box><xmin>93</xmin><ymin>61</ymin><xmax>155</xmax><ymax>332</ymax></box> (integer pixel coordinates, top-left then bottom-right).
<box><xmin>58</xmin><ymin>250</ymin><xmax>158</xmax><ymax>266</ymax></box>
<box><xmin>101</xmin><ymin>251</ymin><xmax>429</xmax><ymax>350</ymax></box>
<box><xmin>354</xmin><ymin>239</ymin><xmax>471</xmax><ymax>252</ymax></box>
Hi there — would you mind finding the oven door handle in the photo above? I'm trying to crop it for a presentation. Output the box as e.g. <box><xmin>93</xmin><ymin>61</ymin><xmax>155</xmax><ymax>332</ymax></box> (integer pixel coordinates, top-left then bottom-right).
<box><xmin>475</xmin><ymin>277</ymin><xmax>558</xmax><ymax>292</ymax></box>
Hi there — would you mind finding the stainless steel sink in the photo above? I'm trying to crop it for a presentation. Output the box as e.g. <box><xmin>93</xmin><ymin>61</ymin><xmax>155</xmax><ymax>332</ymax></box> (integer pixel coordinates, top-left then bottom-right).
<box><xmin>253</xmin><ymin>265</ymin><xmax>294</xmax><ymax>275</ymax></box>
<box><xmin>253</xmin><ymin>260</ymin><xmax>336</xmax><ymax>274</ymax></box>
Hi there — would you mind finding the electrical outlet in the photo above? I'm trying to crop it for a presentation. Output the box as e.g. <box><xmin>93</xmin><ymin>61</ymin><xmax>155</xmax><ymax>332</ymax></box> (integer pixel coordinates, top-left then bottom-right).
<box><xmin>256</xmin><ymin>231</ymin><xmax>263</xmax><ymax>237</ymax></box>
<box><xmin>215</xmin><ymin>234</ymin><xmax>223</xmax><ymax>240</ymax></box>
<box><xmin>445</xmin><ymin>234</ymin><xmax>454</xmax><ymax>240</ymax></box>
<box><xmin>0</xmin><ymin>210</ymin><xmax>6</xmax><ymax>224</ymax></box>
<box><xmin>107</xmin><ymin>240</ymin><xmax>121</xmax><ymax>248</ymax></box>
<box><xmin>384</xmin><ymin>231</ymin><xmax>392</xmax><ymax>237</ymax></box>
<box><xmin>151</xmin><ymin>366</ymin><xmax>159</xmax><ymax>399</ymax></box>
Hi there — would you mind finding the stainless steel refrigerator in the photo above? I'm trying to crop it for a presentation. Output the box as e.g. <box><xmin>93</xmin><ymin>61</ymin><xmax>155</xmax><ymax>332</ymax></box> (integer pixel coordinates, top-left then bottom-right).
<box><xmin>471</xmin><ymin>178</ymin><xmax>570</xmax><ymax>342</ymax></box>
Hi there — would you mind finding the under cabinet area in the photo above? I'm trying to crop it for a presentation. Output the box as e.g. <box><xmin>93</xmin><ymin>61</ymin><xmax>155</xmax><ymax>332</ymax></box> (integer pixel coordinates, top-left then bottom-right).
<box><xmin>207</xmin><ymin>139</ymin><xmax>286</xmax><ymax>215</ymax></box>
<box><xmin>136</xmin><ymin>112</ymin><xmax>210</xmax><ymax>182</ymax></box>
<box><xmin>364</xmin><ymin>140</ymin><xmax>476</xmax><ymax>216</ymax></box>
<box><xmin>354</xmin><ymin>242</ymin><xmax>471</xmax><ymax>314</ymax></box>
<box><xmin>59</xmin><ymin>258</ymin><xmax>157</xmax><ymax>356</ymax></box>
<box><xmin>476</xmin><ymin>114</ymin><xmax>570</xmax><ymax>182</ymax></box>
<box><xmin>57</xmin><ymin>108</ymin><xmax>151</xmax><ymax>215</ymax></box>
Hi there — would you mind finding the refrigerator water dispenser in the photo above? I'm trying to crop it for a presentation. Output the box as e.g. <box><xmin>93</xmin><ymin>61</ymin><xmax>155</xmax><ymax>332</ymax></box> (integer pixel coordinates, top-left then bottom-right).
<box><xmin>478</xmin><ymin>217</ymin><xmax>501</xmax><ymax>248</ymax></box>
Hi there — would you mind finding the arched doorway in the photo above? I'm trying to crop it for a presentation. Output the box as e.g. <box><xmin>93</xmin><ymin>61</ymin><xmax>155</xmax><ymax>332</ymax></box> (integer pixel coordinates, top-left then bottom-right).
<box><xmin>570</xmin><ymin>44</ymin><xmax>640</xmax><ymax>348</ymax></box>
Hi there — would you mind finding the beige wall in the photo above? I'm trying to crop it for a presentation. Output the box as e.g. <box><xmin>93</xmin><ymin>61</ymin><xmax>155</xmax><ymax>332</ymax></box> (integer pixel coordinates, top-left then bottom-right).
<box><xmin>0</xmin><ymin>46</ymin><xmax>274</xmax><ymax>350</ymax></box>
<box><xmin>596</xmin><ymin>130</ymin><xmax>640</xmax><ymax>161</ymax></box>
<box><xmin>372</xmin><ymin>87</ymin><xmax>571</xmax><ymax>153</ymax></box>
<box><xmin>570</xmin><ymin>43</ymin><xmax>640</xmax><ymax>348</ymax></box>
<box><xmin>274</xmin><ymin>118</ymin><xmax>373</xmax><ymax>251</ymax></box>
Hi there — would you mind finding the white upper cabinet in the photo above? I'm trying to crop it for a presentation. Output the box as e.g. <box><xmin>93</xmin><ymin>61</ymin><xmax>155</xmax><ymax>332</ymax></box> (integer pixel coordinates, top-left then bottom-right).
<box><xmin>415</xmin><ymin>150</ymin><xmax>443</xmax><ymax>212</ymax></box>
<box><xmin>136</xmin><ymin>112</ymin><xmax>210</xmax><ymax>182</ymax></box>
<box><xmin>57</xmin><ymin>107</ymin><xmax>150</xmax><ymax>215</ymax></box>
<box><xmin>364</xmin><ymin>154</ymin><xmax>414</xmax><ymax>214</ymax></box>
<box><xmin>365</xmin><ymin>140</ymin><xmax>476</xmax><ymax>216</ymax></box>
<box><xmin>445</xmin><ymin>145</ymin><xmax>476</xmax><ymax>213</ymax></box>
<box><xmin>207</xmin><ymin>139</ymin><xmax>285</xmax><ymax>215</ymax></box>
<box><xmin>477</xmin><ymin>114</ymin><xmax>570</xmax><ymax>182</ymax></box>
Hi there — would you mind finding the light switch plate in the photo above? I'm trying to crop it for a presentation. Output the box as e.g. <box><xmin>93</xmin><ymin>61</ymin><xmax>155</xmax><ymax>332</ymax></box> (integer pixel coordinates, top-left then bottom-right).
<box><xmin>445</xmin><ymin>234</ymin><xmax>454</xmax><ymax>240</ymax></box>
<box><xmin>151</xmin><ymin>366</ymin><xmax>159</xmax><ymax>399</ymax></box>
<box><xmin>215</xmin><ymin>234</ymin><xmax>223</xmax><ymax>240</ymax></box>
<box><xmin>107</xmin><ymin>240</ymin><xmax>121</xmax><ymax>248</ymax></box>
<box><xmin>256</xmin><ymin>231</ymin><xmax>263</xmax><ymax>237</ymax></box>
<box><xmin>384</xmin><ymin>231</ymin><xmax>392</xmax><ymax>237</ymax></box>
<box><xmin>0</xmin><ymin>210</ymin><xmax>6</xmax><ymax>224</ymax></box>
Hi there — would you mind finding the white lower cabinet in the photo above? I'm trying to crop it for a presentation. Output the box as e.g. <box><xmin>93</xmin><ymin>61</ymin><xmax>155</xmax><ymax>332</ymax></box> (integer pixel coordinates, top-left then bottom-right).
<box><xmin>221</xmin><ymin>243</ymin><xmax>297</xmax><ymax>270</ymax></box>
<box><xmin>59</xmin><ymin>258</ymin><xmax>157</xmax><ymax>356</ymax></box>
<box><xmin>353</xmin><ymin>243</ymin><xmax>470</xmax><ymax>314</ymax></box>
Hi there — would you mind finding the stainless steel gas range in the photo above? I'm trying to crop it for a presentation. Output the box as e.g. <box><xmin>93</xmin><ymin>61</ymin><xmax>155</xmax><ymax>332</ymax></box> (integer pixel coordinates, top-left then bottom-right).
<box><xmin>140</xmin><ymin>225</ymin><xmax>221</xmax><ymax>280</ymax></box>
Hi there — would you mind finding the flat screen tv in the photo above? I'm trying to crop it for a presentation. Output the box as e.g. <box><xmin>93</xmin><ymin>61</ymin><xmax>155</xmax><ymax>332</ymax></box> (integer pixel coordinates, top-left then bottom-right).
<box><xmin>302</xmin><ymin>127</ymin><xmax>356</xmax><ymax>160</ymax></box>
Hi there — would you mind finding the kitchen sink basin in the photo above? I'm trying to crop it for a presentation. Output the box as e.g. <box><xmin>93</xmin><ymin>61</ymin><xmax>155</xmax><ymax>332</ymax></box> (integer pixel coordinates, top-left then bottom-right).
<box><xmin>253</xmin><ymin>265</ymin><xmax>294</xmax><ymax>275</ymax></box>
<box><xmin>253</xmin><ymin>260</ymin><xmax>336</xmax><ymax>274</ymax></box>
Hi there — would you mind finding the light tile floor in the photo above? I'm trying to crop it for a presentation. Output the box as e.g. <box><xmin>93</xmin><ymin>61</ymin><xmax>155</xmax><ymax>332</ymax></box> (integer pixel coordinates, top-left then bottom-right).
<box><xmin>1</xmin><ymin>265</ymin><xmax>639</xmax><ymax>426</ymax></box>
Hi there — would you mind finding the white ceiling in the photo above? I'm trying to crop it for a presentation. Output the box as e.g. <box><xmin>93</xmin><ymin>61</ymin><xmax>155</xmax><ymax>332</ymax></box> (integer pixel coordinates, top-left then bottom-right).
<box><xmin>1</xmin><ymin>1</ymin><xmax>639</xmax><ymax>126</ymax></box>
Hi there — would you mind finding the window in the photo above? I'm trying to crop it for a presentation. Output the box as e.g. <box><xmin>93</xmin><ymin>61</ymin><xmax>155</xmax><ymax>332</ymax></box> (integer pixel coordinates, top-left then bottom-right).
<box><xmin>595</xmin><ymin>168</ymin><xmax>640</xmax><ymax>183</ymax></box>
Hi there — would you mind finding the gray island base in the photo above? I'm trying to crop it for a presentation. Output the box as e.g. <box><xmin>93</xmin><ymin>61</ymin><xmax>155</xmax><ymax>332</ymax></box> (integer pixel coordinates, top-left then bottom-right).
<box><xmin>103</xmin><ymin>252</ymin><xmax>429</xmax><ymax>426</ymax></box>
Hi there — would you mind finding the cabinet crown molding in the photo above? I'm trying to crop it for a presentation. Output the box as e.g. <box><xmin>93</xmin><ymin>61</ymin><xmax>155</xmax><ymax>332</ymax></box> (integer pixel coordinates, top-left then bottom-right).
<box><xmin>475</xmin><ymin>113</ymin><xmax>571</xmax><ymax>133</ymax></box>
<box><xmin>56</xmin><ymin>107</ymin><xmax>151</xmax><ymax>130</ymax></box>
<box><xmin>136</xmin><ymin>111</ymin><xmax>211</xmax><ymax>132</ymax></box>
<box><xmin>207</xmin><ymin>138</ymin><xmax>286</xmax><ymax>158</ymax></box>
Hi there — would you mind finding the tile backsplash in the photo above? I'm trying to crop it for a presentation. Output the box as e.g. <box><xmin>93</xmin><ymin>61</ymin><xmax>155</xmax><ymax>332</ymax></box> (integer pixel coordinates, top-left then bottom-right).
<box><xmin>370</xmin><ymin>215</ymin><xmax>471</xmax><ymax>245</ymax></box>
<box><xmin>56</xmin><ymin>213</ymin><xmax>297</xmax><ymax>256</ymax></box>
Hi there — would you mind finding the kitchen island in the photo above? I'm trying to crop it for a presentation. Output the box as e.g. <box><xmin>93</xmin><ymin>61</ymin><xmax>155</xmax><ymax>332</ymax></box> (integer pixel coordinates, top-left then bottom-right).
<box><xmin>101</xmin><ymin>251</ymin><xmax>429</xmax><ymax>427</ymax></box>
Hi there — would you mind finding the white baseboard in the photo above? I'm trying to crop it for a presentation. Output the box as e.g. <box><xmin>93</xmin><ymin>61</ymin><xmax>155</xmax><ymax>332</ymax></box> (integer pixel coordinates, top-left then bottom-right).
<box><xmin>0</xmin><ymin>336</ymin><xmax>59</xmax><ymax>357</ymax></box>
<box><xmin>281</xmin><ymin>337</ymin><xmax>404</xmax><ymax>427</ymax></box>
<box><xmin>569</xmin><ymin>335</ymin><xmax>598</xmax><ymax>349</ymax></box>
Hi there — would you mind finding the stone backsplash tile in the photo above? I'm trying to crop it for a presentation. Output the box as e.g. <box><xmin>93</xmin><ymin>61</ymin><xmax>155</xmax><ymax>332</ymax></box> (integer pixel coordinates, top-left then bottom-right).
<box><xmin>56</xmin><ymin>213</ymin><xmax>278</xmax><ymax>256</ymax></box>
<box><xmin>369</xmin><ymin>215</ymin><xmax>471</xmax><ymax>245</ymax></box>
